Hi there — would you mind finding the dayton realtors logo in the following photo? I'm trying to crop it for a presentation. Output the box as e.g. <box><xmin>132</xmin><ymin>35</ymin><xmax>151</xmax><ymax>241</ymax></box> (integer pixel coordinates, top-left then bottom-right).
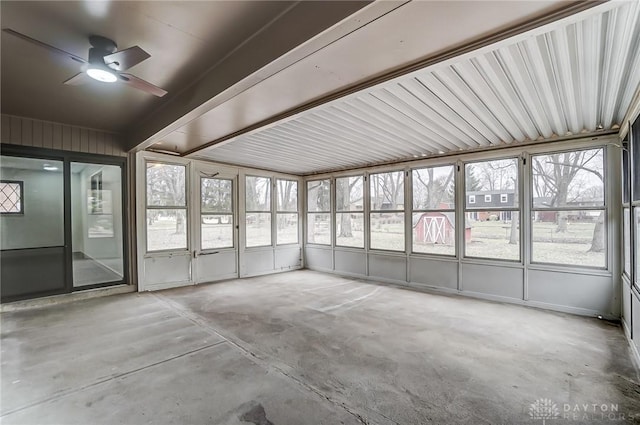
<box><xmin>529</xmin><ymin>398</ymin><xmax>560</xmax><ymax>424</ymax></box>
<box><xmin>528</xmin><ymin>398</ymin><xmax>629</xmax><ymax>422</ymax></box>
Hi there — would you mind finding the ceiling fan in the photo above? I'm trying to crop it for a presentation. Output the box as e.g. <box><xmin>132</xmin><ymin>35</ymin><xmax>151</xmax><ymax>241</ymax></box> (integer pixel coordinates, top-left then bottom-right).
<box><xmin>2</xmin><ymin>28</ymin><xmax>167</xmax><ymax>97</ymax></box>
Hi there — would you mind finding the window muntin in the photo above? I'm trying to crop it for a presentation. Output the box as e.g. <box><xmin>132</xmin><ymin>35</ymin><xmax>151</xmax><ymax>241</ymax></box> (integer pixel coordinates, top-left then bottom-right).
<box><xmin>464</xmin><ymin>158</ymin><xmax>519</xmax><ymax>261</ymax></box>
<box><xmin>201</xmin><ymin>177</ymin><xmax>233</xmax><ymax>250</ymax></box>
<box><xmin>307</xmin><ymin>180</ymin><xmax>331</xmax><ymax>245</ymax></box>
<box><xmin>530</xmin><ymin>148</ymin><xmax>606</xmax><ymax>268</ymax></box>
<box><xmin>370</xmin><ymin>171</ymin><xmax>404</xmax><ymax>251</ymax></box>
<box><xmin>146</xmin><ymin>162</ymin><xmax>187</xmax><ymax>252</ymax></box>
<box><xmin>277</xmin><ymin>179</ymin><xmax>298</xmax><ymax>245</ymax></box>
<box><xmin>412</xmin><ymin>165</ymin><xmax>455</xmax><ymax>256</ymax></box>
<box><xmin>336</xmin><ymin>176</ymin><xmax>364</xmax><ymax>248</ymax></box>
<box><xmin>0</xmin><ymin>181</ymin><xmax>23</xmax><ymax>214</ymax></box>
<box><xmin>246</xmin><ymin>176</ymin><xmax>272</xmax><ymax>247</ymax></box>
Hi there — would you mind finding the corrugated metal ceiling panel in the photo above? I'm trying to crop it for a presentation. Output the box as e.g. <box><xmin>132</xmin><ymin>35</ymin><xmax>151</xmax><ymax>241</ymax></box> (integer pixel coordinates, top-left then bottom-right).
<box><xmin>194</xmin><ymin>2</ymin><xmax>640</xmax><ymax>175</ymax></box>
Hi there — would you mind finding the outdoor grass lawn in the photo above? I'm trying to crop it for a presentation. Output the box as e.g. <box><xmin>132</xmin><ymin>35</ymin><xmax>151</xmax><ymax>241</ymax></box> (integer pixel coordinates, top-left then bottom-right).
<box><xmin>150</xmin><ymin>216</ymin><xmax>605</xmax><ymax>268</ymax></box>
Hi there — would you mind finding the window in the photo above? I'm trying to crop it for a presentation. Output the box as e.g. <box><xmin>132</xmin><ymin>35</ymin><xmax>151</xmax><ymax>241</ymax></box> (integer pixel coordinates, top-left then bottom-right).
<box><xmin>336</xmin><ymin>176</ymin><xmax>364</xmax><ymax>248</ymax></box>
<box><xmin>530</xmin><ymin>148</ymin><xmax>605</xmax><ymax>268</ymax></box>
<box><xmin>624</xmin><ymin>208</ymin><xmax>631</xmax><ymax>278</ymax></box>
<box><xmin>500</xmin><ymin>194</ymin><xmax>508</xmax><ymax>203</ymax></box>
<box><xmin>245</xmin><ymin>176</ymin><xmax>271</xmax><ymax>247</ymax></box>
<box><xmin>370</xmin><ymin>171</ymin><xmax>404</xmax><ymax>251</ymax></box>
<box><xmin>0</xmin><ymin>180</ymin><xmax>23</xmax><ymax>214</ymax></box>
<box><xmin>469</xmin><ymin>195</ymin><xmax>476</xmax><ymax>204</ymax></box>
<box><xmin>465</xmin><ymin>158</ymin><xmax>519</xmax><ymax>261</ymax></box>
<box><xmin>201</xmin><ymin>178</ymin><xmax>233</xmax><ymax>250</ymax></box>
<box><xmin>412</xmin><ymin>165</ymin><xmax>455</xmax><ymax>256</ymax></box>
<box><xmin>146</xmin><ymin>162</ymin><xmax>187</xmax><ymax>251</ymax></box>
<box><xmin>276</xmin><ymin>179</ymin><xmax>298</xmax><ymax>245</ymax></box>
<box><xmin>307</xmin><ymin>179</ymin><xmax>330</xmax><ymax>245</ymax></box>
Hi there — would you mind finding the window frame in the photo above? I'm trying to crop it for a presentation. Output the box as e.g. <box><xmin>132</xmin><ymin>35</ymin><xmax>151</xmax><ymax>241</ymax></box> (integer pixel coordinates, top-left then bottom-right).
<box><xmin>463</xmin><ymin>157</ymin><xmax>521</xmax><ymax>262</ymax></box>
<box><xmin>469</xmin><ymin>194</ymin><xmax>476</xmax><ymax>204</ymax></box>
<box><xmin>245</xmin><ymin>174</ymin><xmax>273</xmax><ymax>248</ymax></box>
<box><xmin>306</xmin><ymin>178</ymin><xmax>331</xmax><ymax>246</ymax></box>
<box><xmin>0</xmin><ymin>180</ymin><xmax>24</xmax><ymax>215</ymax></box>
<box><xmin>369</xmin><ymin>170</ymin><xmax>406</xmax><ymax>253</ymax></box>
<box><xmin>410</xmin><ymin>164</ymin><xmax>456</xmax><ymax>257</ymax></box>
<box><xmin>335</xmin><ymin>175</ymin><xmax>365</xmax><ymax>249</ymax></box>
<box><xmin>528</xmin><ymin>146</ymin><xmax>607</xmax><ymax>270</ymax></box>
<box><xmin>500</xmin><ymin>194</ymin><xmax>508</xmax><ymax>203</ymax></box>
<box><xmin>200</xmin><ymin>176</ymin><xmax>234</xmax><ymax>251</ymax></box>
<box><xmin>484</xmin><ymin>194</ymin><xmax>492</xmax><ymax>203</ymax></box>
<box><xmin>276</xmin><ymin>178</ymin><xmax>299</xmax><ymax>246</ymax></box>
<box><xmin>145</xmin><ymin>161</ymin><xmax>189</xmax><ymax>253</ymax></box>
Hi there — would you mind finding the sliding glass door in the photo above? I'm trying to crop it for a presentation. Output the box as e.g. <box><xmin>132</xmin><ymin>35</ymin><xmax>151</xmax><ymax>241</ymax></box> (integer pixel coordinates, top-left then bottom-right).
<box><xmin>0</xmin><ymin>147</ymin><xmax>127</xmax><ymax>302</ymax></box>
<box><xmin>71</xmin><ymin>162</ymin><xmax>125</xmax><ymax>288</ymax></box>
<box><xmin>1</xmin><ymin>156</ymin><xmax>66</xmax><ymax>300</ymax></box>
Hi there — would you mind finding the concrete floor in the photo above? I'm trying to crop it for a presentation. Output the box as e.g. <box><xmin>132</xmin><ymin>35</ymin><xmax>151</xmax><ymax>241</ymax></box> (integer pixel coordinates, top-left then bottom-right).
<box><xmin>2</xmin><ymin>270</ymin><xmax>639</xmax><ymax>424</ymax></box>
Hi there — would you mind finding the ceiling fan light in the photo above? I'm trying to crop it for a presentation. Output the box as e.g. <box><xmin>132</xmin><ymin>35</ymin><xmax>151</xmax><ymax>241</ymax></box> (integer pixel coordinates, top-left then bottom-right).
<box><xmin>86</xmin><ymin>66</ymin><xmax>117</xmax><ymax>83</ymax></box>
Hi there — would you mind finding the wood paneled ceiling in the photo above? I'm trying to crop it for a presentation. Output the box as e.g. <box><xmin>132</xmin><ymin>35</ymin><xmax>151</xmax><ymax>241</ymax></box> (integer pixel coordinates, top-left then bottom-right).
<box><xmin>0</xmin><ymin>1</ymin><xmax>369</xmax><ymax>132</ymax></box>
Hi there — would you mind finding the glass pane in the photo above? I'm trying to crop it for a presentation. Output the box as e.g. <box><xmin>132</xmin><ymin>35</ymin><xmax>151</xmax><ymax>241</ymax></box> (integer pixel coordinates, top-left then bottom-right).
<box><xmin>202</xmin><ymin>214</ymin><xmax>233</xmax><ymax>249</ymax></box>
<box><xmin>633</xmin><ymin>117</ymin><xmax>640</xmax><ymax>201</ymax></box>
<box><xmin>201</xmin><ymin>178</ymin><xmax>232</xmax><ymax>213</ymax></box>
<box><xmin>307</xmin><ymin>213</ymin><xmax>330</xmax><ymax>245</ymax></box>
<box><xmin>370</xmin><ymin>212</ymin><xmax>404</xmax><ymax>251</ymax></box>
<box><xmin>531</xmin><ymin>148</ymin><xmax>604</xmax><ymax>208</ymax></box>
<box><xmin>466</xmin><ymin>158</ymin><xmax>518</xmax><ymax>209</ymax></box>
<box><xmin>246</xmin><ymin>176</ymin><xmax>271</xmax><ymax>212</ymax></box>
<box><xmin>412</xmin><ymin>212</ymin><xmax>455</xmax><ymax>256</ymax></box>
<box><xmin>71</xmin><ymin>163</ymin><xmax>125</xmax><ymax>286</ymax></box>
<box><xmin>465</xmin><ymin>211</ymin><xmax>520</xmax><ymax>261</ymax></box>
<box><xmin>146</xmin><ymin>163</ymin><xmax>186</xmax><ymax>207</ymax></box>
<box><xmin>307</xmin><ymin>180</ymin><xmax>330</xmax><ymax>212</ymax></box>
<box><xmin>635</xmin><ymin>208</ymin><xmax>640</xmax><ymax>287</ymax></box>
<box><xmin>277</xmin><ymin>213</ymin><xmax>298</xmax><ymax>245</ymax></box>
<box><xmin>370</xmin><ymin>171</ymin><xmax>404</xmax><ymax>211</ymax></box>
<box><xmin>1</xmin><ymin>157</ymin><xmax>66</xmax><ymax>298</ymax></box>
<box><xmin>622</xmin><ymin>142</ymin><xmax>630</xmax><ymax>204</ymax></box>
<box><xmin>624</xmin><ymin>208</ymin><xmax>631</xmax><ymax>276</ymax></box>
<box><xmin>147</xmin><ymin>209</ymin><xmax>187</xmax><ymax>251</ymax></box>
<box><xmin>336</xmin><ymin>212</ymin><xmax>364</xmax><ymax>248</ymax></box>
<box><xmin>412</xmin><ymin>165</ymin><xmax>455</xmax><ymax>210</ymax></box>
<box><xmin>0</xmin><ymin>157</ymin><xmax>64</xmax><ymax>249</ymax></box>
<box><xmin>531</xmin><ymin>210</ymin><xmax>605</xmax><ymax>267</ymax></box>
<box><xmin>336</xmin><ymin>176</ymin><xmax>363</xmax><ymax>212</ymax></box>
<box><xmin>277</xmin><ymin>180</ymin><xmax>298</xmax><ymax>212</ymax></box>
<box><xmin>246</xmin><ymin>212</ymin><xmax>271</xmax><ymax>247</ymax></box>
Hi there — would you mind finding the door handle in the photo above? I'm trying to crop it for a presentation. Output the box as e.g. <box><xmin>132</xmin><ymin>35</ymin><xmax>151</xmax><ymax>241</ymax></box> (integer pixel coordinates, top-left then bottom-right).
<box><xmin>197</xmin><ymin>251</ymin><xmax>219</xmax><ymax>257</ymax></box>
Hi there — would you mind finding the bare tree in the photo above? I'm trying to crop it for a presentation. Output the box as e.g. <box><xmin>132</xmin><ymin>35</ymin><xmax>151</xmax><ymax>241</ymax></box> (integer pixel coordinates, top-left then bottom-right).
<box><xmin>336</xmin><ymin>177</ymin><xmax>363</xmax><ymax>238</ymax></box>
<box><xmin>531</xmin><ymin>149</ymin><xmax>604</xmax><ymax>251</ymax></box>
<box><xmin>147</xmin><ymin>164</ymin><xmax>186</xmax><ymax>234</ymax></box>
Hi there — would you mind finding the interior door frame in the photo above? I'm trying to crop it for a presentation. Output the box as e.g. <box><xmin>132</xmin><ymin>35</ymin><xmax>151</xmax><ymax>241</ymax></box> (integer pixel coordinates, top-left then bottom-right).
<box><xmin>0</xmin><ymin>144</ymin><xmax>128</xmax><ymax>302</ymax></box>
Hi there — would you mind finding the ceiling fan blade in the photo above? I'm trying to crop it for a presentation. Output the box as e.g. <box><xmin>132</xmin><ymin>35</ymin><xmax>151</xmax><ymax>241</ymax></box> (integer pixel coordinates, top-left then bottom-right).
<box><xmin>2</xmin><ymin>28</ymin><xmax>86</xmax><ymax>64</ymax></box>
<box><xmin>63</xmin><ymin>72</ymin><xmax>89</xmax><ymax>86</ymax></box>
<box><xmin>103</xmin><ymin>46</ymin><xmax>150</xmax><ymax>71</ymax></box>
<box><xmin>119</xmin><ymin>73</ymin><xmax>167</xmax><ymax>97</ymax></box>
